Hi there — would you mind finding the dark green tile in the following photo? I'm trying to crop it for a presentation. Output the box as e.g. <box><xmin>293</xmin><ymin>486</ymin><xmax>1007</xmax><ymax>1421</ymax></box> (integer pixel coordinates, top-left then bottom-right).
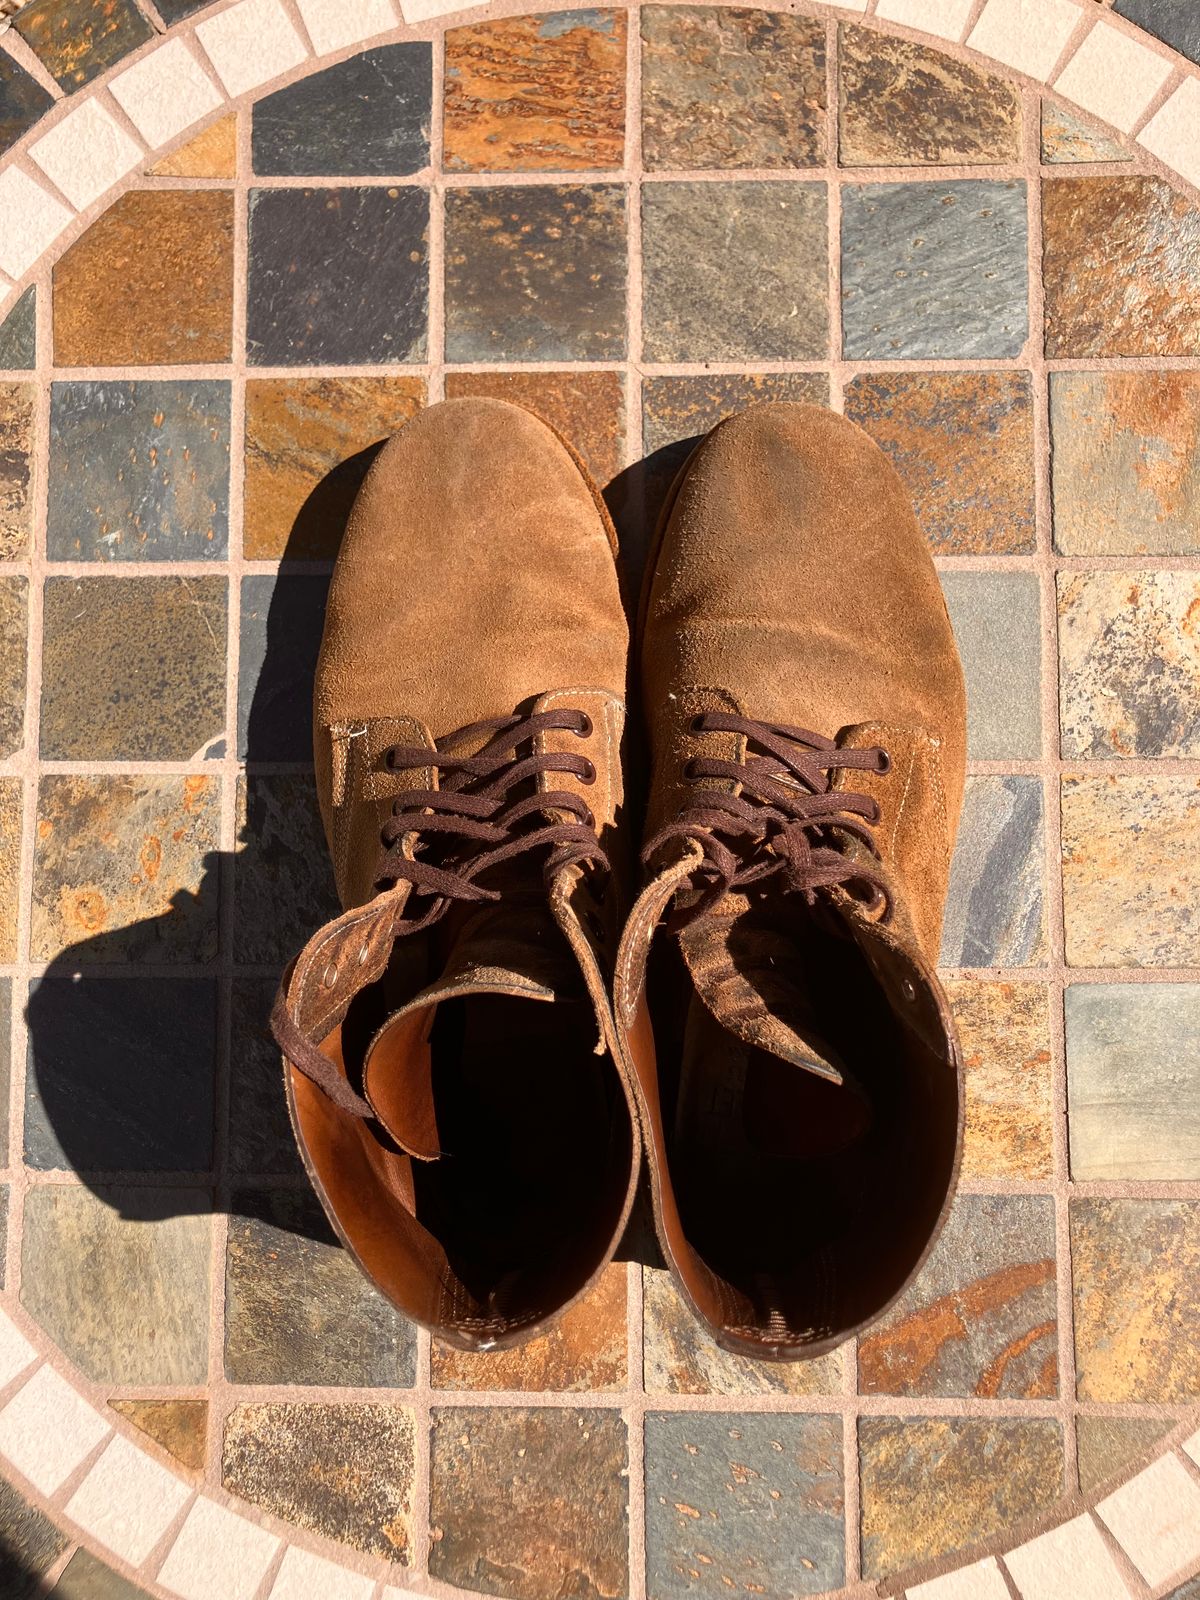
<box><xmin>15</xmin><ymin>0</ymin><xmax>154</xmax><ymax>92</ymax></box>
<box><xmin>0</xmin><ymin>288</ymin><xmax>36</xmax><ymax>371</ymax></box>
<box><xmin>53</xmin><ymin>1547</ymin><xmax>154</xmax><ymax>1600</ymax></box>
<box><xmin>0</xmin><ymin>58</ymin><xmax>52</xmax><ymax>155</ymax></box>
<box><xmin>234</xmin><ymin>774</ymin><xmax>338</xmax><ymax>964</ymax></box>
<box><xmin>0</xmin><ymin>1476</ymin><xmax>68</xmax><ymax>1600</ymax></box>
<box><xmin>154</xmin><ymin>0</ymin><xmax>209</xmax><ymax>19</ymax></box>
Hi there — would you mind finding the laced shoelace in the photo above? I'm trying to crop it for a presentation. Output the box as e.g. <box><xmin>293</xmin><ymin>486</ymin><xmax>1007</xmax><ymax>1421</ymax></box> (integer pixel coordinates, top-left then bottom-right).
<box><xmin>642</xmin><ymin>712</ymin><xmax>892</xmax><ymax>930</ymax></box>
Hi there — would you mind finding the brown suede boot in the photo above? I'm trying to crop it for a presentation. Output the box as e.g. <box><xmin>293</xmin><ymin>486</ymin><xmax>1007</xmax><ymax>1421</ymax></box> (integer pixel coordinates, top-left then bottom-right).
<box><xmin>272</xmin><ymin>398</ymin><xmax>639</xmax><ymax>1351</ymax></box>
<box><xmin>615</xmin><ymin>403</ymin><xmax>966</xmax><ymax>1361</ymax></box>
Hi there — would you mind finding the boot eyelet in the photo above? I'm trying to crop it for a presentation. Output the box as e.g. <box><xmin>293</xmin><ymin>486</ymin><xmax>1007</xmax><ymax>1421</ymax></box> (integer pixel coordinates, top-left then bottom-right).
<box><xmin>900</xmin><ymin>977</ymin><xmax>917</xmax><ymax>1003</ymax></box>
<box><xmin>691</xmin><ymin>714</ymin><xmax>707</xmax><ymax>733</ymax></box>
<box><xmin>876</xmin><ymin>748</ymin><xmax>892</xmax><ymax>775</ymax></box>
<box><xmin>683</xmin><ymin>758</ymin><xmax>700</xmax><ymax>781</ymax></box>
<box><xmin>581</xmin><ymin>760</ymin><xmax>598</xmax><ymax>785</ymax></box>
<box><xmin>357</xmin><ymin>943</ymin><xmax>371</xmax><ymax>967</ymax></box>
<box><xmin>323</xmin><ymin>962</ymin><xmax>340</xmax><ymax>989</ymax></box>
<box><xmin>575</xmin><ymin>712</ymin><xmax>593</xmax><ymax>738</ymax></box>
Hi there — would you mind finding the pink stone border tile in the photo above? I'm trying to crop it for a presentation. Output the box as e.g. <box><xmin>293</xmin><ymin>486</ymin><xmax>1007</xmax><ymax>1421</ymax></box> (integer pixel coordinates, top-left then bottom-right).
<box><xmin>1054</xmin><ymin>16</ymin><xmax>1174</xmax><ymax>131</ymax></box>
<box><xmin>1095</xmin><ymin>1453</ymin><xmax>1200</xmax><ymax>1589</ymax></box>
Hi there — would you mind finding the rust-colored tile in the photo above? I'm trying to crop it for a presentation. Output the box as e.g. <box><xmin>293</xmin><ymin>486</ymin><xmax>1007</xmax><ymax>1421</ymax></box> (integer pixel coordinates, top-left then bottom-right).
<box><xmin>110</xmin><ymin>1399</ymin><xmax>208</xmax><ymax>1473</ymax></box>
<box><xmin>946</xmin><ymin>978</ymin><xmax>1054</xmax><ymax>1181</ymax></box>
<box><xmin>149</xmin><ymin>115</ymin><xmax>238</xmax><ymax>179</ymax></box>
<box><xmin>1041</xmin><ymin>99</ymin><xmax>1132</xmax><ymax>164</ymax></box>
<box><xmin>1043</xmin><ymin>176</ymin><xmax>1200</xmax><ymax>357</ymax></box>
<box><xmin>445</xmin><ymin>370</ymin><xmax>624</xmax><ymax>487</ymax></box>
<box><xmin>54</xmin><ymin>191</ymin><xmax>235</xmax><ymax>368</ymax></box>
<box><xmin>444</xmin><ymin>11</ymin><xmax>625</xmax><ymax>172</ymax></box>
<box><xmin>1076</xmin><ymin>1414</ymin><xmax>1175</xmax><ymax>1496</ymax></box>
<box><xmin>0</xmin><ymin>780</ymin><xmax>20</xmax><ymax>964</ymax></box>
<box><xmin>839</xmin><ymin>24</ymin><xmax>1022</xmax><ymax>166</ymax></box>
<box><xmin>843</xmin><ymin>372</ymin><xmax>1036</xmax><ymax>554</ymax></box>
<box><xmin>1072</xmin><ymin>1198</ymin><xmax>1200</xmax><ymax>1402</ymax></box>
<box><xmin>0</xmin><ymin>382</ymin><xmax>34</xmax><ymax>560</ymax></box>
<box><xmin>0</xmin><ymin>577</ymin><xmax>27</xmax><ymax>761</ymax></box>
<box><xmin>15</xmin><ymin>0</ymin><xmax>153</xmax><ymax>91</ymax></box>
<box><xmin>858</xmin><ymin>1417</ymin><xmax>1064</xmax><ymax>1579</ymax></box>
<box><xmin>243</xmin><ymin>377</ymin><xmax>425</xmax><ymax>560</ymax></box>
<box><xmin>432</xmin><ymin>1263</ymin><xmax>626</xmax><ymax>1392</ymax></box>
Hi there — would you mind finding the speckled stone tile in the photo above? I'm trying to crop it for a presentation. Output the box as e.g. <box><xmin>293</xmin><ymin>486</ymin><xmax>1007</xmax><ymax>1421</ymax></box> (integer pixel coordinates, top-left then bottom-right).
<box><xmin>223</xmin><ymin>1401</ymin><xmax>414</xmax><ymax>1560</ymax></box>
<box><xmin>641</xmin><ymin>6</ymin><xmax>825</xmax><ymax>171</ymax></box>
<box><xmin>234</xmin><ymin>775</ymin><xmax>339</xmax><ymax>964</ymax></box>
<box><xmin>1051</xmin><ymin>372</ymin><xmax>1200</xmax><ymax>555</ymax></box>
<box><xmin>247</xmin><ymin>187</ymin><xmax>429</xmax><ymax>366</ymax></box>
<box><xmin>1072</xmin><ymin>1197</ymin><xmax>1200</xmax><ymax>1402</ymax></box>
<box><xmin>41</xmin><ymin>576</ymin><xmax>227</xmax><ymax>761</ymax></box>
<box><xmin>243</xmin><ymin>376</ymin><xmax>425</xmax><ymax>560</ymax></box>
<box><xmin>431</xmin><ymin>1409</ymin><xmax>627</xmax><ymax>1598</ymax></box>
<box><xmin>644</xmin><ymin>1412</ymin><xmax>844</xmax><ymax>1599</ymax></box>
<box><xmin>1076</xmin><ymin>1415</ymin><xmax>1175</xmax><ymax>1497</ymax></box>
<box><xmin>444</xmin><ymin>184</ymin><xmax>626</xmax><ymax>362</ymax></box>
<box><xmin>432</xmin><ymin>1264</ymin><xmax>626</xmax><ymax>1392</ymax></box>
<box><xmin>1066</xmin><ymin>983</ymin><xmax>1200</xmax><ymax>1180</ymax></box>
<box><xmin>0</xmin><ymin>381</ymin><xmax>35</xmax><ymax>560</ymax></box>
<box><xmin>942</xmin><ymin>571</ymin><xmax>1042</xmax><ymax>760</ymax></box>
<box><xmin>842</xmin><ymin>181</ymin><xmax>1029</xmax><ymax>359</ymax></box>
<box><xmin>14</xmin><ymin>0</ymin><xmax>154</xmax><ymax>91</ymax></box>
<box><xmin>642</xmin><ymin>181</ymin><xmax>828</xmax><ymax>361</ymax></box>
<box><xmin>940</xmin><ymin>776</ymin><xmax>1046</xmax><ymax>969</ymax></box>
<box><xmin>945</xmin><ymin>979</ymin><xmax>1053</xmax><ymax>1180</ymax></box>
<box><xmin>1041</xmin><ymin>100</ymin><xmax>1132</xmax><ymax>163</ymax></box>
<box><xmin>238</xmin><ymin>573</ymin><xmax>328</xmax><ymax>761</ymax></box>
<box><xmin>445</xmin><ymin>11</ymin><xmax>625</xmax><ymax>172</ymax></box>
<box><xmin>445</xmin><ymin>370</ymin><xmax>624</xmax><ymax>486</ymax></box>
<box><xmin>1043</xmin><ymin>176</ymin><xmax>1200</xmax><ymax>357</ymax></box>
<box><xmin>0</xmin><ymin>577</ymin><xmax>26</xmax><ymax>759</ymax></box>
<box><xmin>1061</xmin><ymin>773</ymin><xmax>1200</xmax><ymax>967</ymax></box>
<box><xmin>840</xmin><ymin>25</ymin><xmax>1021</xmax><ymax>166</ymax></box>
<box><xmin>229</xmin><ymin>979</ymin><xmax>303</xmax><ymax>1176</ymax></box>
<box><xmin>253</xmin><ymin>44</ymin><xmax>432</xmax><ymax>177</ymax></box>
<box><xmin>842</xmin><ymin>372</ymin><xmax>1036</xmax><ymax>555</ymax></box>
<box><xmin>0</xmin><ymin>780</ymin><xmax>20</xmax><ymax>964</ymax></box>
<box><xmin>149</xmin><ymin>115</ymin><xmax>237</xmax><ymax>179</ymax></box>
<box><xmin>48</xmin><ymin>379</ymin><xmax>231</xmax><ymax>561</ymax></box>
<box><xmin>643</xmin><ymin>1265</ymin><xmax>846</xmax><ymax>1396</ymax></box>
<box><xmin>52</xmin><ymin>1547</ymin><xmax>154</xmax><ymax>1599</ymax></box>
<box><xmin>0</xmin><ymin>1475</ymin><xmax>69</xmax><ymax>1599</ymax></box>
<box><xmin>859</xmin><ymin>1194</ymin><xmax>1057</xmax><ymax>1399</ymax></box>
<box><xmin>25</xmin><ymin>975</ymin><xmax>216</xmax><ymax>1172</ymax></box>
<box><xmin>0</xmin><ymin>54</ymin><xmax>53</xmax><ymax>156</ymax></box>
<box><xmin>109</xmin><ymin>1399</ymin><xmax>208</xmax><ymax>1473</ymax></box>
<box><xmin>225</xmin><ymin>1188</ymin><xmax>416</xmax><ymax>1387</ymax></box>
<box><xmin>22</xmin><ymin>1184</ymin><xmax>211</xmax><ymax>1384</ymax></box>
<box><xmin>858</xmin><ymin>1417</ymin><xmax>1064</xmax><ymax>1580</ymax></box>
<box><xmin>0</xmin><ymin>287</ymin><xmax>36</xmax><ymax>371</ymax></box>
<box><xmin>53</xmin><ymin>192</ymin><xmax>235</xmax><ymax>367</ymax></box>
<box><xmin>1114</xmin><ymin>0</ymin><xmax>1200</xmax><ymax>65</ymax></box>
<box><xmin>1059</xmin><ymin>570</ymin><xmax>1200</xmax><ymax>757</ymax></box>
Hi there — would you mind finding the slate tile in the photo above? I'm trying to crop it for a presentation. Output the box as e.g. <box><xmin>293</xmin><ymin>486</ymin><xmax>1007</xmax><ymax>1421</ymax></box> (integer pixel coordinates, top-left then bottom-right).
<box><xmin>223</xmin><ymin>1401</ymin><xmax>414</xmax><ymax>1561</ymax></box>
<box><xmin>109</xmin><ymin>1398</ymin><xmax>208</xmax><ymax>1473</ymax></box>
<box><xmin>14</xmin><ymin>0</ymin><xmax>154</xmax><ymax>91</ymax></box>
<box><xmin>944</xmin><ymin>978</ymin><xmax>1053</xmax><ymax>1180</ymax></box>
<box><xmin>1072</xmin><ymin>1197</ymin><xmax>1200</xmax><ymax>1402</ymax></box>
<box><xmin>0</xmin><ymin>982</ymin><xmax>10</xmax><ymax>1165</ymax></box>
<box><xmin>0</xmin><ymin>780</ymin><xmax>20</xmax><ymax>963</ymax></box>
<box><xmin>1114</xmin><ymin>0</ymin><xmax>1200</xmax><ymax>65</ymax></box>
<box><xmin>0</xmin><ymin>56</ymin><xmax>52</xmax><ymax>158</ymax></box>
<box><xmin>0</xmin><ymin>577</ymin><xmax>26</xmax><ymax>758</ymax></box>
<box><xmin>1043</xmin><ymin>176</ymin><xmax>1200</xmax><ymax>357</ymax></box>
<box><xmin>842</xmin><ymin>371</ymin><xmax>1036</xmax><ymax>555</ymax></box>
<box><xmin>643</xmin><ymin>1265</ymin><xmax>845</xmax><ymax>1396</ymax></box>
<box><xmin>21</xmin><ymin>1184</ymin><xmax>212</xmax><ymax>1384</ymax></box>
<box><xmin>641</xmin><ymin>6</ymin><xmax>825</xmax><ymax>171</ymax></box>
<box><xmin>444</xmin><ymin>184</ymin><xmax>626</xmax><ymax>362</ymax></box>
<box><xmin>858</xmin><ymin>1417</ymin><xmax>1063</xmax><ymax>1579</ymax></box>
<box><xmin>0</xmin><ymin>381</ymin><xmax>35</xmax><ymax>560</ymax></box>
<box><xmin>234</xmin><ymin>774</ymin><xmax>338</xmax><ymax>965</ymax></box>
<box><xmin>1066</xmin><ymin>983</ymin><xmax>1200</xmax><ymax>1180</ymax></box>
<box><xmin>642</xmin><ymin>373</ymin><xmax>831</xmax><ymax>459</ymax></box>
<box><xmin>1059</xmin><ymin>570</ymin><xmax>1200</xmax><ymax>757</ymax></box>
<box><xmin>839</xmin><ymin>24</ymin><xmax>1021</xmax><ymax>166</ymax></box>
<box><xmin>243</xmin><ymin>376</ymin><xmax>424</xmax><ymax>560</ymax></box>
<box><xmin>41</xmin><ymin>576</ymin><xmax>227</xmax><ymax>761</ymax></box>
<box><xmin>153</xmin><ymin>0</ymin><xmax>210</xmax><ymax>20</ymax></box>
<box><xmin>229</xmin><ymin>980</ymin><xmax>303</xmax><ymax>1177</ymax></box>
<box><xmin>225</xmin><ymin>1188</ymin><xmax>416</xmax><ymax>1387</ymax></box>
<box><xmin>1076</xmin><ymin>1415</ymin><xmax>1175</xmax><ymax>1497</ymax></box>
<box><xmin>842</xmin><ymin>180</ymin><xmax>1029</xmax><ymax>359</ymax></box>
<box><xmin>1061</xmin><ymin>773</ymin><xmax>1200</xmax><ymax>967</ymax></box>
<box><xmin>445</xmin><ymin>370</ymin><xmax>624</xmax><ymax>487</ymax></box>
<box><xmin>645</xmin><ymin>1412</ymin><xmax>843</xmax><ymax>1599</ymax></box>
<box><xmin>48</xmin><ymin>379</ymin><xmax>231</xmax><ymax>561</ymax></box>
<box><xmin>859</xmin><ymin>1194</ymin><xmax>1057</xmax><ymax>1399</ymax></box>
<box><xmin>148</xmin><ymin>115</ymin><xmax>237</xmax><ymax>179</ymax></box>
<box><xmin>52</xmin><ymin>1547</ymin><xmax>154</xmax><ymax>1600</ymax></box>
<box><xmin>253</xmin><ymin>44</ymin><xmax>432</xmax><ymax>177</ymax></box>
<box><xmin>247</xmin><ymin>187</ymin><xmax>429</xmax><ymax>366</ymax></box>
<box><xmin>940</xmin><ymin>776</ymin><xmax>1046</xmax><ymax>968</ymax></box>
<box><xmin>53</xmin><ymin>192</ymin><xmax>235</xmax><ymax>367</ymax></box>
<box><xmin>642</xmin><ymin>180</ymin><xmax>827</xmax><ymax>361</ymax></box>
<box><xmin>942</xmin><ymin>571</ymin><xmax>1042</xmax><ymax>760</ymax></box>
<box><xmin>26</xmin><ymin>974</ymin><xmax>216</xmax><ymax>1172</ymax></box>
<box><xmin>430</xmin><ymin>1407</ymin><xmax>628</xmax><ymax>1600</ymax></box>
<box><xmin>0</xmin><ymin>1188</ymin><xmax>7</xmax><ymax>1287</ymax></box>
<box><xmin>0</xmin><ymin>1476</ymin><xmax>69</xmax><ymax>1600</ymax></box>
<box><xmin>445</xmin><ymin>11</ymin><xmax>625</xmax><ymax>172</ymax></box>
<box><xmin>0</xmin><ymin>287</ymin><xmax>36</xmax><ymax>371</ymax></box>
<box><xmin>238</xmin><ymin>573</ymin><xmax>328</xmax><ymax>762</ymax></box>
<box><xmin>1040</xmin><ymin>101</ymin><xmax>1131</xmax><ymax>164</ymax></box>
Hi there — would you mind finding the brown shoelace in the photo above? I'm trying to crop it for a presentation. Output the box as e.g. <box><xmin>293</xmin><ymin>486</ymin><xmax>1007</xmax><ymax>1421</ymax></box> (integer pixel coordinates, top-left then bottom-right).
<box><xmin>272</xmin><ymin>707</ymin><xmax>608</xmax><ymax>1117</ymax></box>
<box><xmin>643</xmin><ymin>712</ymin><xmax>891</xmax><ymax>929</ymax></box>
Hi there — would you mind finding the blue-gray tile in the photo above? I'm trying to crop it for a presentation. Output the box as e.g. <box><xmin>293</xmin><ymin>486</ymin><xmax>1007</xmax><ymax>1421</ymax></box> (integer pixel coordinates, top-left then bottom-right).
<box><xmin>940</xmin><ymin>776</ymin><xmax>1046</xmax><ymax>968</ymax></box>
<box><xmin>941</xmin><ymin>570</ymin><xmax>1042</xmax><ymax>760</ymax></box>
<box><xmin>0</xmin><ymin>288</ymin><xmax>36</xmax><ymax>371</ymax></box>
<box><xmin>645</xmin><ymin>1412</ymin><xmax>844</xmax><ymax>1599</ymax></box>
<box><xmin>842</xmin><ymin>180</ymin><xmax>1029</xmax><ymax>359</ymax></box>
<box><xmin>48</xmin><ymin>380</ymin><xmax>231</xmax><ymax>561</ymax></box>
<box><xmin>247</xmin><ymin>187</ymin><xmax>429</xmax><ymax>366</ymax></box>
<box><xmin>0</xmin><ymin>52</ymin><xmax>53</xmax><ymax>153</ymax></box>
<box><xmin>238</xmin><ymin>572</ymin><xmax>328</xmax><ymax>761</ymax></box>
<box><xmin>234</xmin><ymin>774</ymin><xmax>338</xmax><ymax>964</ymax></box>
<box><xmin>253</xmin><ymin>44</ymin><xmax>431</xmax><ymax>177</ymax></box>
<box><xmin>1114</xmin><ymin>0</ymin><xmax>1200</xmax><ymax>65</ymax></box>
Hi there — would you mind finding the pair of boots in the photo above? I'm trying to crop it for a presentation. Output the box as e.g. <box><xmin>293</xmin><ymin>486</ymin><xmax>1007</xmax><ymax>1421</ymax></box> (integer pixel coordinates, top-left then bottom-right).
<box><xmin>272</xmin><ymin>398</ymin><xmax>967</xmax><ymax>1362</ymax></box>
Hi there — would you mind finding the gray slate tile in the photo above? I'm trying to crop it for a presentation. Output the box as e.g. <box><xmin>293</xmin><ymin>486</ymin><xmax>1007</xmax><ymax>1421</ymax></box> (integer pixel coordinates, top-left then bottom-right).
<box><xmin>238</xmin><ymin>572</ymin><xmax>328</xmax><ymax>761</ymax></box>
<box><xmin>1114</xmin><ymin>0</ymin><xmax>1200</xmax><ymax>65</ymax></box>
<box><xmin>0</xmin><ymin>288</ymin><xmax>36</xmax><ymax>370</ymax></box>
<box><xmin>940</xmin><ymin>775</ymin><xmax>1046</xmax><ymax>967</ymax></box>
<box><xmin>941</xmin><ymin>570</ymin><xmax>1042</xmax><ymax>760</ymax></box>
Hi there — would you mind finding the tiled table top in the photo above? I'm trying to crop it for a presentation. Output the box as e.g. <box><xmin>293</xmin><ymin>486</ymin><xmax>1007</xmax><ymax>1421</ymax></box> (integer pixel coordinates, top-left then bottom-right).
<box><xmin>0</xmin><ymin>4</ymin><xmax>1198</xmax><ymax>1600</ymax></box>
